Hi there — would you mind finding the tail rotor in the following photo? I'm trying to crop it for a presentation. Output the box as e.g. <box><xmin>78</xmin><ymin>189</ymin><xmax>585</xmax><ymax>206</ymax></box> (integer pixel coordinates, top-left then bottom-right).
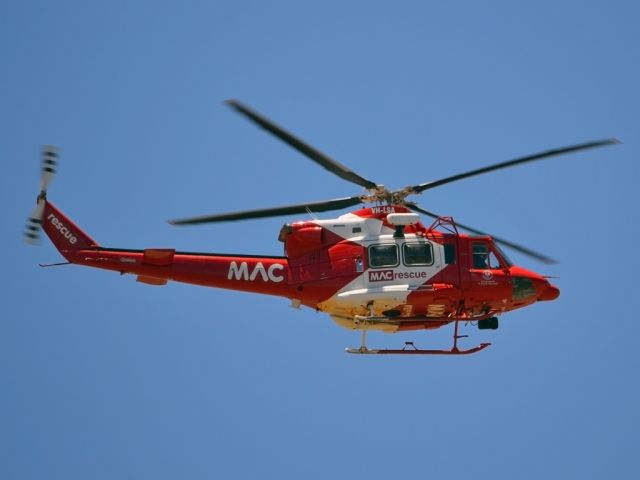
<box><xmin>24</xmin><ymin>145</ymin><xmax>59</xmax><ymax>245</ymax></box>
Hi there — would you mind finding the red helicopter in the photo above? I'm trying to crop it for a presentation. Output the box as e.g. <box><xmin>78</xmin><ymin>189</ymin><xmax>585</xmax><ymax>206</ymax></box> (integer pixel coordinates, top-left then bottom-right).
<box><xmin>25</xmin><ymin>100</ymin><xmax>619</xmax><ymax>355</ymax></box>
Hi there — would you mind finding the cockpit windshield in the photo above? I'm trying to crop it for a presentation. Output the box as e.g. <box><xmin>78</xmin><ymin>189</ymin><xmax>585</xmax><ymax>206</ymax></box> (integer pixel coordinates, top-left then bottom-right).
<box><xmin>493</xmin><ymin>244</ymin><xmax>513</xmax><ymax>267</ymax></box>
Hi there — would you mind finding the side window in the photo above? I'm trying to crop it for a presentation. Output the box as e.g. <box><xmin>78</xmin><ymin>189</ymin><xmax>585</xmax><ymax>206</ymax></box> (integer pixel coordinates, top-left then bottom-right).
<box><xmin>472</xmin><ymin>242</ymin><xmax>502</xmax><ymax>269</ymax></box>
<box><xmin>444</xmin><ymin>244</ymin><xmax>456</xmax><ymax>264</ymax></box>
<box><xmin>368</xmin><ymin>244</ymin><xmax>399</xmax><ymax>268</ymax></box>
<box><xmin>403</xmin><ymin>242</ymin><xmax>433</xmax><ymax>266</ymax></box>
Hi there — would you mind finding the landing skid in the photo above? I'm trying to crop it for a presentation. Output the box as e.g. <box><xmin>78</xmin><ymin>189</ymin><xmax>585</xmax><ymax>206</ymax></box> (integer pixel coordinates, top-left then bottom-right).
<box><xmin>345</xmin><ymin>342</ymin><xmax>491</xmax><ymax>355</ymax></box>
<box><xmin>345</xmin><ymin>319</ymin><xmax>491</xmax><ymax>356</ymax></box>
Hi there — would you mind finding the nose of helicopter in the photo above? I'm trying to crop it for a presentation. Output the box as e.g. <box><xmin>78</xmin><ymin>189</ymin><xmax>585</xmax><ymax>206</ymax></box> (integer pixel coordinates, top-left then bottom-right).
<box><xmin>510</xmin><ymin>266</ymin><xmax>560</xmax><ymax>302</ymax></box>
<box><xmin>537</xmin><ymin>281</ymin><xmax>560</xmax><ymax>301</ymax></box>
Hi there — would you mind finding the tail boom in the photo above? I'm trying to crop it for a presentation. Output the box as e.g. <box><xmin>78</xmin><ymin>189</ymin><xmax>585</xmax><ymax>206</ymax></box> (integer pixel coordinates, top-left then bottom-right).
<box><xmin>72</xmin><ymin>248</ymin><xmax>292</xmax><ymax>297</ymax></box>
<box><xmin>41</xmin><ymin>201</ymin><xmax>292</xmax><ymax>297</ymax></box>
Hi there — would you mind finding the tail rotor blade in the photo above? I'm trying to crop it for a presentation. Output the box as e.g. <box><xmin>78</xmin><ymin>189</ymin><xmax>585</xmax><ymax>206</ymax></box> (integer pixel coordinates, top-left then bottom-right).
<box><xmin>40</xmin><ymin>145</ymin><xmax>58</xmax><ymax>192</ymax></box>
<box><xmin>24</xmin><ymin>202</ymin><xmax>45</xmax><ymax>245</ymax></box>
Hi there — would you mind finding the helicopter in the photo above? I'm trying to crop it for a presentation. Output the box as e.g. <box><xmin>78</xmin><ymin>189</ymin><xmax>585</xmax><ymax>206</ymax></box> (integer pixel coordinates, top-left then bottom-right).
<box><xmin>25</xmin><ymin>100</ymin><xmax>619</xmax><ymax>355</ymax></box>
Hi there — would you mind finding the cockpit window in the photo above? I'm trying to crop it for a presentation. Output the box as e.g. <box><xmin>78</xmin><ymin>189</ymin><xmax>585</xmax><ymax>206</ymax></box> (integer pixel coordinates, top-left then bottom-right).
<box><xmin>369</xmin><ymin>244</ymin><xmax>399</xmax><ymax>268</ymax></box>
<box><xmin>472</xmin><ymin>242</ymin><xmax>490</xmax><ymax>268</ymax></box>
<box><xmin>403</xmin><ymin>242</ymin><xmax>433</xmax><ymax>266</ymax></box>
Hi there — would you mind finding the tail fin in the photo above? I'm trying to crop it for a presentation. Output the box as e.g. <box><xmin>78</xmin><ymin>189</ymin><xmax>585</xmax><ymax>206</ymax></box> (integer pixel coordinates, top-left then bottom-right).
<box><xmin>41</xmin><ymin>201</ymin><xmax>99</xmax><ymax>259</ymax></box>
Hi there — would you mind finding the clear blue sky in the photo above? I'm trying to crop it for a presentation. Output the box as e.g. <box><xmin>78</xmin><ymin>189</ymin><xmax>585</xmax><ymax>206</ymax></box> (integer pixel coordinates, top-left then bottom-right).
<box><xmin>2</xmin><ymin>1</ymin><xmax>638</xmax><ymax>478</ymax></box>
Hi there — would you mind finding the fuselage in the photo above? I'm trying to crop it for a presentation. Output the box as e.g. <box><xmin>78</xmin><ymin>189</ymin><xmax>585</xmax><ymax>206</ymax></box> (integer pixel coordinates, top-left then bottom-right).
<box><xmin>42</xmin><ymin>201</ymin><xmax>558</xmax><ymax>334</ymax></box>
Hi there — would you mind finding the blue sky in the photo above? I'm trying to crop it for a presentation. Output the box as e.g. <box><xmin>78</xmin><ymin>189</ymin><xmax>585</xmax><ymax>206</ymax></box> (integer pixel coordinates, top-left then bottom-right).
<box><xmin>2</xmin><ymin>1</ymin><xmax>639</xmax><ymax>478</ymax></box>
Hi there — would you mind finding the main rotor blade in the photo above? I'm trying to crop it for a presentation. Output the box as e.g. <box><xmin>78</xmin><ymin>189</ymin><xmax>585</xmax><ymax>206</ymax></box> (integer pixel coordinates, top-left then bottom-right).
<box><xmin>408</xmin><ymin>203</ymin><xmax>557</xmax><ymax>264</ymax></box>
<box><xmin>408</xmin><ymin>138</ymin><xmax>620</xmax><ymax>194</ymax></box>
<box><xmin>169</xmin><ymin>196</ymin><xmax>364</xmax><ymax>225</ymax></box>
<box><xmin>225</xmin><ymin>99</ymin><xmax>379</xmax><ymax>190</ymax></box>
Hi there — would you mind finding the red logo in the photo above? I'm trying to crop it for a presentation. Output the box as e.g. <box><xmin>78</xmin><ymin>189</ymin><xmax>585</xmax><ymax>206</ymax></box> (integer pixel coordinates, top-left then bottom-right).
<box><xmin>369</xmin><ymin>269</ymin><xmax>394</xmax><ymax>282</ymax></box>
